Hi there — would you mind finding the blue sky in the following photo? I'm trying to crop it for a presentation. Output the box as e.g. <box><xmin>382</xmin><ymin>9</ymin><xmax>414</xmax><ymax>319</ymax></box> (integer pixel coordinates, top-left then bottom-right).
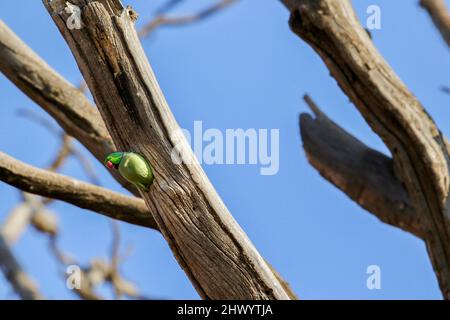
<box><xmin>0</xmin><ymin>0</ymin><xmax>449</xmax><ymax>299</ymax></box>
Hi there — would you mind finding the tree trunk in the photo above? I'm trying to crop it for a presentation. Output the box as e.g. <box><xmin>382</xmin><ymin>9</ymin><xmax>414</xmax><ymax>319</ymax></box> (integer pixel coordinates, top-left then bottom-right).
<box><xmin>44</xmin><ymin>0</ymin><xmax>291</xmax><ymax>300</ymax></box>
<box><xmin>282</xmin><ymin>0</ymin><xmax>450</xmax><ymax>299</ymax></box>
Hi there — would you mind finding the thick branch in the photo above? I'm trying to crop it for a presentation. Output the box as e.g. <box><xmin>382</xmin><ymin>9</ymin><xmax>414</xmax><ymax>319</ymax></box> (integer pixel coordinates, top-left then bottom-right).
<box><xmin>0</xmin><ymin>20</ymin><xmax>110</xmax><ymax>161</ymax></box>
<box><xmin>420</xmin><ymin>0</ymin><xmax>450</xmax><ymax>48</ymax></box>
<box><xmin>0</xmin><ymin>20</ymin><xmax>136</xmax><ymax>193</ymax></box>
<box><xmin>283</xmin><ymin>0</ymin><xmax>450</xmax><ymax>298</ymax></box>
<box><xmin>0</xmin><ymin>152</ymin><xmax>157</xmax><ymax>230</ymax></box>
<box><xmin>44</xmin><ymin>0</ymin><xmax>290</xmax><ymax>299</ymax></box>
<box><xmin>300</xmin><ymin>96</ymin><xmax>423</xmax><ymax>238</ymax></box>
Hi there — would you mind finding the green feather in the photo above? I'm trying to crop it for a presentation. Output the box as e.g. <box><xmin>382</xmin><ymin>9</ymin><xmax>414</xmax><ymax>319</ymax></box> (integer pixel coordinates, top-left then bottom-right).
<box><xmin>105</xmin><ymin>152</ymin><xmax>154</xmax><ymax>192</ymax></box>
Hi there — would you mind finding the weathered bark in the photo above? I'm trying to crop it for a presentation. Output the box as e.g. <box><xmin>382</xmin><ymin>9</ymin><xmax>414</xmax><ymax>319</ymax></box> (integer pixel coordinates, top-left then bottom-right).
<box><xmin>44</xmin><ymin>0</ymin><xmax>290</xmax><ymax>299</ymax></box>
<box><xmin>420</xmin><ymin>0</ymin><xmax>450</xmax><ymax>48</ymax></box>
<box><xmin>300</xmin><ymin>95</ymin><xmax>423</xmax><ymax>238</ymax></box>
<box><xmin>282</xmin><ymin>0</ymin><xmax>450</xmax><ymax>298</ymax></box>
<box><xmin>0</xmin><ymin>20</ymin><xmax>137</xmax><ymax>194</ymax></box>
<box><xmin>0</xmin><ymin>20</ymin><xmax>110</xmax><ymax>162</ymax></box>
<box><xmin>0</xmin><ymin>152</ymin><xmax>156</xmax><ymax>230</ymax></box>
<box><xmin>1</xmin><ymin>19</ymin><xmax>295</xmax><ymax>299</ymax></box>
<box><xmin>0</xmin><ymin>151</ymin><xmax>297</xmax><ymax>298</ymax></box>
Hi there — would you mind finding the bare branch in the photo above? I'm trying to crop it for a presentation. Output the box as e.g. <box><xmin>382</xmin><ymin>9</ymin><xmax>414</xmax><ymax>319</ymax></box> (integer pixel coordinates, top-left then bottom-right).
<box><xmin>0</xmin><ymin>20</ymin><xmax>137</xmax><ymax>194</ymax></box>
<box><xmin>0</xmin><ymin>195</ymin><xmax>44</xmax><ymax>299</ymax></box>
<box><xmin>0</xmin><ymin>20</ymin><xmax>110</xmax><ymax>161</ymax></box>
<box><xmin>110</xmin><ymin>220</ymin><xmax>122</xmax><ymax>299</ymax></box>
<box><xmin>0</xmin><ymin>2</ymin><xmax>293</xmax><ymax>300</ymax></box>
<box><xmin>16</xmin><ymin>109</ymin><xmax>61</xmax><ymax>136</ymax></box>
<box><xmin>48</xmin><ymin>134</ymin><xmax>73</xmax><ymax>172</ymax></box>
<box><xmin>0</xmin><ymin>152</ymin><xmax>157</xmax><ymax>230</ymax></box>
<box><xmin>44</xmin><ymin>0</ymin><xmax>291</xmax><ymax>299</ymax></box>
<box><xmin>45</xmin><ymin>221</ymin><xmax>144</xmax><ymax>300</ymax></box>
<box><xmin>19</xmin><ymin>110</ymin><xmax>101</xmax><ymax>186</ymax></box>
<box><xmin>0</xmin><ymin>235</ymin><xmax>43</xmax><ymax>300</ymax></box>
<box><xmin>139</xmin><ymin>0</ymin><xmax>237</xmax><ymax>37</ymax></box>
<box><xmin>108</xmin><ymin>222</ymin><xmax>142</xmax><ymax>299</ymax></box>
<box><xmin>31</xmin><ymin>207</ymin><xmax>59</xmax><ymax>237</ymax></box>
<box><xmin>155</xmin><ymin>0</ymin><xmax>185</xmax><ymax>15</ymax></box>
<box><xmin>70</xmin><ymin>146</ymin><xmax>101</xmax><ymax>185</ymax></box>
<box><xmin>420</xmin><ymin>0</ymin><xmax>450</xmax><ymax>48</ymax></box>
<box><xmin>0</xmin><ymin>202</ymin><xmax>34</xmax><ymax>245</ymax></box>
<box><xmin>300</xmin><ymin>95</ymin><xmax>422</xmax><ymax>238</ymax></box>
<box><xmin>283</xmin><ymin>0</ymin><xmax>450</xmax><ymax>298</ymax></box>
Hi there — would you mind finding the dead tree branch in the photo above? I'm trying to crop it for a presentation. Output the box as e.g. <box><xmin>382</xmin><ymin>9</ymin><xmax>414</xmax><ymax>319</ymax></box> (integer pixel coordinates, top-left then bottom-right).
<box><xmin>0</xmin><ymin>20</ymin><xmax>136</xmax><ymax>193</ymax></box>
<box><xmin>139</xmin><ymin>0</ymin><xmax>237</xmax><ymax>38</ymax></box>
<box><xmin>420</xmin><ymin>0</ymin><xmax>450</xmax><ymax>48</ymax></box>
<box><xmin>44</xmin><ymin>0</ymin><xmax>291</xmax><ymax>300</ymax></box>
<box><xmin>0</xmin><ymin>152</ymin><xmax>157</xmax><ymax>230</ymax></box>
<box><xmin>300</xmin><ymin>95</ymin><xmax>423</xmax><ymax>238</ymax></box>
<box><xmin>0</xmin><ymin>200</ymin><xmax>35</xmax><ymax>245</ymax></box>
<box><xmin>282</xmin><ymin>0</ymin><xmax>450</xmax><ymax>298</ymax></box>
<box><xmin>18</xmin><ymin>108</ymin><xmax>101</xmax><ymax>186</ymax></box>
<box><xmin>0</xmin><ymin>20</ymin><xmax>110</xmax><ymax>161</ymax></box>
<box><xmin>45</xmin><ymin>219</ymin><xmax>143</xmax><ymax>300</ymax></box>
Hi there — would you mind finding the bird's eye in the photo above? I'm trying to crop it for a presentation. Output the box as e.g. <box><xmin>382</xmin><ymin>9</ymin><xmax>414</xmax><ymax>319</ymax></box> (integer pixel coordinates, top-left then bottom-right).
<box><xmin>106</xmin><ymin>161</ymin><xmax>114</xmax><ymax>169</ymax></box>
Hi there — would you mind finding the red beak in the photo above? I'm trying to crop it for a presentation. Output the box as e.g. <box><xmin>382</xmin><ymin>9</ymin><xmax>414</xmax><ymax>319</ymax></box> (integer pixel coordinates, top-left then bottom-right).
<box><xmin>106</xmin><ymin>161</ymin><xmax>114</xmax><ymax>169</ymax></box>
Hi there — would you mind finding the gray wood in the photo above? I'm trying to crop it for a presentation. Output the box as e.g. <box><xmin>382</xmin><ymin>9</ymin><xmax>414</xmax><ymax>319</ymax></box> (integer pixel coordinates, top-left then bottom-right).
<box><xmin>283</xmin><ymin>0</ymin><xmax>450</xmax><ymax>298</ymax></box>
<box><xmin>300</xmin><ymin>95</ymin><xmax>422</xmax><ymax>238</ymax></box>
<box><xmin>44</xmin><ymin>0</ymin><xmax>291</xmax><ymax>299</ymax></box>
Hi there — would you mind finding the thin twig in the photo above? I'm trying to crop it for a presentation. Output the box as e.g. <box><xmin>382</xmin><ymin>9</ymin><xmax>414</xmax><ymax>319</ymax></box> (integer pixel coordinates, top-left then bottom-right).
<box><xmin>155</xmin><ymin>0</ymin><xmax>185</xmax><ymax>15</ymax></box>
<box><xmin>139</xmin><ymin>0</ymin><xmax>237</xmax><ymax>37</ymax></box>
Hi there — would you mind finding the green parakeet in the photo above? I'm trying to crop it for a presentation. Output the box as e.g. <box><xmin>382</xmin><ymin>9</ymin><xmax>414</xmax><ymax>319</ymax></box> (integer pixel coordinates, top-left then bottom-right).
<box><xmin>104</xmin><ymin>152</ymin><xmax>154</xmax><ymax>192</ymax></box>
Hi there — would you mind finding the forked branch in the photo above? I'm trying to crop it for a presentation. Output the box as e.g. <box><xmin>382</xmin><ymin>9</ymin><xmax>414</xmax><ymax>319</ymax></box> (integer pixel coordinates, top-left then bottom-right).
<box><xmin>282</xmin><ymin>0</ymin><xmax>450</xmax><ymax>298</ymax></box>
<box><xmin>44</xmin><ymin>0</ymin><xmax>291</xmax><ymax>299</ymax></box>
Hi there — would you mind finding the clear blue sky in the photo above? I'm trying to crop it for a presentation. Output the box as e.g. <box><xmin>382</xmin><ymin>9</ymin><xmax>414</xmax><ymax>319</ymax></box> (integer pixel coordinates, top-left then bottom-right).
<box><xmin>1</xmin><ymin>0</ymin><xmax>449</xmax><ymax>299</ymax></box>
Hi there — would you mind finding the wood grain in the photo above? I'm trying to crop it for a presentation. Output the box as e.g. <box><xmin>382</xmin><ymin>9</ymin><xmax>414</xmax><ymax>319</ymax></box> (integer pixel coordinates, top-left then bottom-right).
<box><xmin>44</xmin><ymin>0</ymin><xmax>291</xmax><ymax>299</ymax></box>
<box><xmin>283</xmin><ymin>0</ymin><xmax>450</xmax><ymax>298</ymax></box>
<box><xmin>300</xmin><ymin>95</ymin><xmax>422</xmax><ymax>238</ymax></box>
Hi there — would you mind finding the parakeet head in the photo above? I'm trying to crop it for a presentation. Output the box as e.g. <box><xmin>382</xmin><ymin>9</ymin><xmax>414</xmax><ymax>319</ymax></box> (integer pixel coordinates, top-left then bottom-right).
<box><xmin>104</xmin><ymin>152</ymin><xmax>124</xmax><ymax>170</ymax></box>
